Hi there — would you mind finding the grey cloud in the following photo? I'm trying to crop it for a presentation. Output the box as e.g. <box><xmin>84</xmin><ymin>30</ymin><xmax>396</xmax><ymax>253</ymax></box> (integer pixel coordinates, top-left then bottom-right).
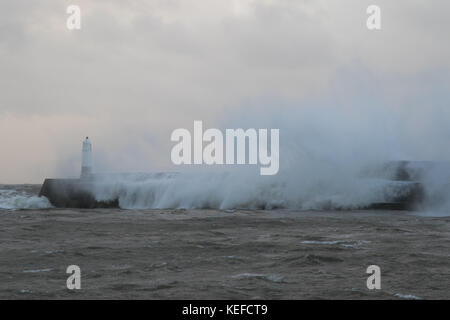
<box><xmin>0</xmin><ymin>0</ymin><xmax>449</xmax><ymax>182</ymax></box>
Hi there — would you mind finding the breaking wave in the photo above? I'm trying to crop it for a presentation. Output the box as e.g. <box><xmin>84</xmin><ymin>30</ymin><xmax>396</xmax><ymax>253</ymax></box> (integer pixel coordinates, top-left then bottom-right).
<box><xmin>90</xmin><ymin>169</ymin><xmax>421</xmax><ymax>210</ymax></box>
<box><xmin>89</xmin><ymin>103</ymin><xmax>450</xmax><ymax>214</ymax></box>
<box><xmin>0</xmin><ymin>187</ymin><xmax>52</xmax><ymax>210</ymax></box>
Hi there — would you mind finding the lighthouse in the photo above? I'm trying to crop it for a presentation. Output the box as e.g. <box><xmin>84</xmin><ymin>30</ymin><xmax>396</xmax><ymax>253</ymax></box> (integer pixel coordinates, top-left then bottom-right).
<box><xmin>81</xmin><ymin>137</ymin><xmax>93</xmax><ymax>179</ymax></box>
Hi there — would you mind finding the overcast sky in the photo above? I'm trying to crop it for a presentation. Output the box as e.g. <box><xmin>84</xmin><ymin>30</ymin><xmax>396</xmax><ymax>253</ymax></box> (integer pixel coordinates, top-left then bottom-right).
<box><xmin>1</xmin><ymin>0</ymin><xmax>449</xmax><ymax>183</ymax></box>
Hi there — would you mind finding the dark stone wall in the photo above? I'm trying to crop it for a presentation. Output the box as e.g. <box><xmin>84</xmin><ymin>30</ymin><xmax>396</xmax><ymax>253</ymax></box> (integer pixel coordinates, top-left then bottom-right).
<box><xmin>39</xmin><ymin>179</ymin><xmax>119</xmax><ymax>208</ymax></box>
<box><xmin>38</xmin><ymin>160</ymin><xmax>427</xmax><ymax>210</ymax></box>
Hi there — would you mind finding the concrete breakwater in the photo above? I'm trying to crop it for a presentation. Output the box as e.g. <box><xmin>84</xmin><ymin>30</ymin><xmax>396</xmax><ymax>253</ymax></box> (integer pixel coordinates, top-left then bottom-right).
<box><xmin>39</xmin><ymin>179</ymin><xmax>118</xmax><ymax>208</ymax></box>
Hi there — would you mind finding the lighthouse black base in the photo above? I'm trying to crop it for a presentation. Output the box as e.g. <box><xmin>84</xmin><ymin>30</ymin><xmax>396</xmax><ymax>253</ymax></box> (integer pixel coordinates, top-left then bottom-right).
<box><xmin>39</xmin><ymin>179</ymin><xmax>119</xmax><ymax>208</ymax></box>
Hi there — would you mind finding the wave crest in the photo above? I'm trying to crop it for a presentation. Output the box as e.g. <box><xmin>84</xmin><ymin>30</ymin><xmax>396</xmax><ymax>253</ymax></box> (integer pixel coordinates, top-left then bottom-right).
<box><xmin>0</xmin><ymin>188</ymin><xmax>52</xmax><ymax>210</ymax></box>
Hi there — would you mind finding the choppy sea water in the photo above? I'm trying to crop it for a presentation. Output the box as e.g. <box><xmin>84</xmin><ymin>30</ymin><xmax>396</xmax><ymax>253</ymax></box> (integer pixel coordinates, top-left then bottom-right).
<box><xmin>0</xmin><ymin>208</ymin><xmax>449</xmax><ymax>299</ymax></box>
<box><xmin>0</xmin><ymin>184</ymin><xmax>449</xmax><ymax>299</ymax></box>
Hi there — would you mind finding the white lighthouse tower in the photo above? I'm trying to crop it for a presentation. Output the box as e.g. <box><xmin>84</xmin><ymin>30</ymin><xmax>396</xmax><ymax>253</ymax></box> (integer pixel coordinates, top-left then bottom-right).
<box><xmin>81</xmin><ymin>137</ymin><xmax>93</xmax><ymax>179</ymax></box>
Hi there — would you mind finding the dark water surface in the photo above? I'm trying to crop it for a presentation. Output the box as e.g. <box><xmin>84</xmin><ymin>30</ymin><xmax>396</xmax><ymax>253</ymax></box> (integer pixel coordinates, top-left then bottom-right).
<box><xmin>0</xmin><ymin>208</ymin><xmax>448</xmax><ymax>299</ymax></box>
